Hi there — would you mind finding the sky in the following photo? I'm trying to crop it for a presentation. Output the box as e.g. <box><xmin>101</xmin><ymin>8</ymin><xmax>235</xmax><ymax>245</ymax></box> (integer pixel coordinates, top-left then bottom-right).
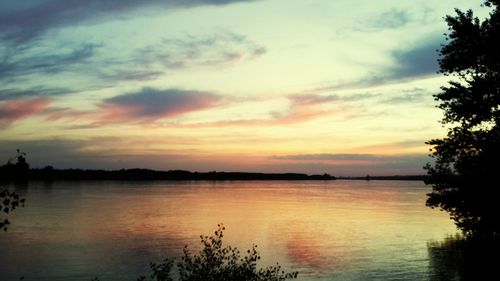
<box><xmin>0</xmin><ymin>0</ymin><xmax>488</xmax><ymax>176</ymax></box>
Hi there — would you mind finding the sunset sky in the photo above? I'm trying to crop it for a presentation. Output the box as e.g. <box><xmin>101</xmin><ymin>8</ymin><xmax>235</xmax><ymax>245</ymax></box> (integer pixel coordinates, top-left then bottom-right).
<box><xmin>0</xmin><ymin>0</ymin><xmax>487</xmax><ymax>175</ymax></box>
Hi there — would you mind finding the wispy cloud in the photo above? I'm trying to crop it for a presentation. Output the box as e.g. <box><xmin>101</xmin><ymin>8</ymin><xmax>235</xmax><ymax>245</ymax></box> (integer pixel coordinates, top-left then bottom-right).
<box><xmin>170</xmin><ymin>93</ymin><xmax>345</xmax><ymax>128</ymax></box>
<box><xmin>383</xmin><ymin>88</ymin><xmax>430</xmax><ymax>104</ymax></box>
<box><xmin>270</xmin><ymin>153</ymin><xmax>430</xmax><ymax>175</ymax></box>
<box><xmin>0</xmin><ymin>0</ymin><xmax>258</xmax><ymax>45</ymax></box>
<box><xmin>288</xmin><ymin>93</ymin><xmax>378</xmax><ymax>105</ymax></box>
<box><xmin>356</xmin><ymin>9</ymin><xmax>410</xmax><ymax>32</ymax></box>
<box><xmin>100</xmin><ymin>87</ymin><xmax>221</xmax><ymax>124</ymax></box>
<box><xmin>0</xmin><ymin>30</ymin><xmax>265</xmax><ymax>91</ymax></box>
<box><xmin>42</xmin><ymin>107</ymin><xmax>92</xmax><ymax>122</ymax></box>
<box><xmin>0</xmin><ymin>43</ymin><xmax>100</xmax><ymax>83</ymax></box>
<box><xmin>273</xmin><ymin>153</ymin><xmax>387</xmax><ymax>161</ymax></box>
<box><xmin>0</xmin><ymin>87</ymin><xmax>73</xmax><ymax>101</ymax></box>
<box><xmin>89</xmin><ymin>31</ymin><xmax>266</xmax><ymax>83</ymax></box>
<box><xmin>0</xmin><ymin>137</ymin><xmax>228</xmax><ymax>170</ymax></box>
<box><xmin>0</xmin><ymin>97</ymin><xmax>51</xmax><ymax>127</ymax></box>
<box><xmin>272</xmin><ymin>152</ymin><xmax>429</xmax><ymax>164</ymax></box>
<box><xmin>133</xmin><ymin>31</ymin><xmax>266</xmax><ymax>70</ymax></box>
<box><xmin>287</xmin><ymin>94</ymin><xmax>340</xmax><ymax>106</ymax></box>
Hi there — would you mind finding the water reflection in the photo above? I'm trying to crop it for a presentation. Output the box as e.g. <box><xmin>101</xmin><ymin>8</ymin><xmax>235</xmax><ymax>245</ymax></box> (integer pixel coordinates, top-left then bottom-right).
<box><xmin>0</xmin><ymin>180</ymin><xmax>459</xmax><ymax>281</ymax></box>
<box><xmin>428</xmin><ymin>235</ymin><xmax>500</xmax><ymax>281</ymax></box>
<box><xmin>13</xmin><ymin>180</ymin><xmax>29</xmax><ymax>195</ymax></box>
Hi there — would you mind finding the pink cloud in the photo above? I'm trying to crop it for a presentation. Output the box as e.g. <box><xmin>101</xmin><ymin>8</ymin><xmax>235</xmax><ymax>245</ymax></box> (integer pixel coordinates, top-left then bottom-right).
<box><xmin>170</xmin><ymin>95</ymin><xmax>335</xmax><ymax>128</ymax></box>
<box><xmin>0</xmin><ymin>98</ymin><xmax>51</xmax><ymax>127</ymax></box>
<box><xmin>288</xmin><ymin>94</ymin><xmax>339</xmax><ymax>106</ymax></box>
<box><xmin>43</xmin><ymin>107</ymin><xmax>92</xmax><ymax>122</ymax></box>
<box><xmin>99</xmin><ymin>88</ymin><xmax>220</xmax><ymax>123</ymax></box>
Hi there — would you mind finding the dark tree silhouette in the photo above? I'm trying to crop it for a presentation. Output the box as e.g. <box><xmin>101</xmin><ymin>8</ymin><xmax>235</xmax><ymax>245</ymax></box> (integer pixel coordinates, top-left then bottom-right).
<box><xmin>0</xmin><ymin>149</ymin><xmax>30</xmax><ymax>181</ymax></box>
<box><xmin>425</xmin><ymin>0</ymin><xmax>500</xmax><ymax>237</ymax></box>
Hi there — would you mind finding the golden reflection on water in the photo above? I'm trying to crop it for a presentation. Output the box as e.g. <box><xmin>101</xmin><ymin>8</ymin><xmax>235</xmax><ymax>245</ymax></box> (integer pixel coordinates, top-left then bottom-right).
<box><xmin>1</xmin><ymin>180</ymin><xmax>457</xmax><ymax>281</ymax></box>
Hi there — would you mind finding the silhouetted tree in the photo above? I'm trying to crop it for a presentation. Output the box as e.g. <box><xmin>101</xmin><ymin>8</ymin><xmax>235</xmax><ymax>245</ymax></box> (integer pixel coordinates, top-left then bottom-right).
<box><xmin>425</xmin><ymin>1</ymin><xmax>500</xmax><ymax>237</ymax></box>
<box><xmin>0</xmin><ymin>149</ymin><xmax>30</xmax><ymax>180</ymax></box>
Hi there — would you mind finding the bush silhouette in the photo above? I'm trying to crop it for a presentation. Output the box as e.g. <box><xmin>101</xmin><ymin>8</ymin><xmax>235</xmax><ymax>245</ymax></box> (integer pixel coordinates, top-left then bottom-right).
<box><xmin>94</xmin><ymin>224</ymin><xmax>298</xmax><ymax>281</ymax></box>
<box><xmin>176</xmin><ymin>224</ymin><xmax>297</xmax><ymax>281</ymax></box>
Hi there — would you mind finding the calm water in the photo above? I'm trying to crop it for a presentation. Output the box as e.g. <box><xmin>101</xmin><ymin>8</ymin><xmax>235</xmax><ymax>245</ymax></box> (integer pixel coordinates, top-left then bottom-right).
<box><xmin>1</xmin><ymin>180</ymin><xmax>459</xmax><ymax>281</ymax></box>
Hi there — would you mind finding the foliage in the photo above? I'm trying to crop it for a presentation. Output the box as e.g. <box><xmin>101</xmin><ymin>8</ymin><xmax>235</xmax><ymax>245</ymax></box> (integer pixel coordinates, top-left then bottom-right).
<box><xmin>93</xmin><ymin>224</ymin><xmax>297</xmax><ymax>281</ymax></box>
<box><xmin>0</xmin><ymin>149</ymin><xmax>27</xmax><ymax>232</ymax></box>
<box><xmin>0</xmin><ymin>149</ymin><xmax>30</xmax><ymax>181</ymax></box>
<box><xmin>425</xmin><ymin>1</ymin><xmax>500</xmax><ymax>237</ymax></box>
<box><xmin>0</xmin><ymin>188</ymin><xmax>26</xmax><ymax>231</ymax></box>
<box><xmin>136</xmin><ymin>259</ymin><xmax>174</xmax><ymax>281</ymax></box>
<box><xmin>177</xmin><ymin>224</ymin><xmax>297</xmax><ymax>281</ymax></box>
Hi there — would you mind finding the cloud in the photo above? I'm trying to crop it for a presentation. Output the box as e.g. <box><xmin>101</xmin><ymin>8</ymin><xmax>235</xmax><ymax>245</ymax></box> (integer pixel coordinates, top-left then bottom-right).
<box><xmin>357</xmin><ymin>9</ymin><xmax>410</xmax><ymax>32</ymax></box>
<box><xmin>0</xmin><ymin>31</ymin><xmax>265</xmax><ymax>89</ymax></box>
<box><xmin>100</xmin><ymin>88</ymin><xmax>221</xmax><ymax>123</ymax></box>
<box><xmin>270</xmin><ymin>153</ymin><xmax>430</xmax><ymax>173</ymax></box>
<box><xmin>0</xmin><ymin>138</ymin><xmax>117</xmax><ymax>169</ymax></box>
<box><xmin>0</xmin><ymin>3</ymin><xmax>266</xmax><ymax>93</ymax></box>
<box><xmin>170</xmin><ymin>93</ymin><xmax>345</xmax><ymax>128</ymax></box>
<box><xmin>0</xmin><ymin>86</ymin><xmax>73</xmax><ymax>101</ymax></box>
<box><xmin>0</xmin><ymin>0</ymin><xmax>258</xmax><ymax>45</ymax></box>
<box><xmin>383</xmin><ymin>88</ymin><xmax>430</xmax><ymax>104</ymax></box>
<box><xmin>0</xmin><ymin>137</ymin><xmax>228</xmax><ymax>170</ymax></box>
<box><xmin>99</xmin><ymin>70</ymin><xmax>164</xmax><ymax>82</ymax></box>
<box><xmin>0</xmin><ymin>137</ymin><xmax>430</xmax><ymax>176</ymax></box>
<box><xmin>288</xmin><ymin>93</ymin><xmax>378</xmax><ymax>105</ymax></box>
<box><xmin>325</xmin><ymin>37</ymin><xmax>442</xmax><ymax>90</ymax></box>
<box><xmin>273</xmin><ymin>153</ymin><xmax>386</xmax><ymax>161</ymax></box>
<box><xmin>370</xmin><ymin>37</ymin><xmax>441</xmax><ymax>84</ymax></box>
<box><xmin>133</xmin><ymin>31</ymin><xmax>267</xmax><ymax>70</ymax></box>
<box><xmin>0</xmin><ymin>43</ymin><xmax>100</xmax><ymax>83</ymax></box>
<box><xmin>0</xmin><ymin>97</ymin><xmax>51</xmax><ymax>127</ymax></box>
<box><xmin>42</xmin><ymin>106</ymin><xmax>92</xmax><ymax>122</ymax></box>
<box><xmin>389</xmin><ymin>39</ymin><xmax>440</xmax><ymax>78</ymax></box>
<box><xmin>287</xmin><ymin>94</ymin><xmax>340</xmax><ymax>106</ymax></box>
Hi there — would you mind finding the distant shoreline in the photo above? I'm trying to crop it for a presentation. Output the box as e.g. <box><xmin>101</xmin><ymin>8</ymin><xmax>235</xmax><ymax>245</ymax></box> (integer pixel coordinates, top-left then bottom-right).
<box><xmin>337</xmin><ymin>175</ymin><xmax>427</xmax><ymax>181</ymax></box>
<box><xmin>1</xmin><ymin>167</ymin><xmax>426</xmax><ymax>181</ymax></box>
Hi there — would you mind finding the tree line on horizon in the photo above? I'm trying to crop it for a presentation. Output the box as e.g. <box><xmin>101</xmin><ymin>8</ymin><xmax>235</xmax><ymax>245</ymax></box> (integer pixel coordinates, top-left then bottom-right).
<box><xmin>0</xmin><ymin>161</ymin><xmax>336</xmax><ymax>182</ymax></box>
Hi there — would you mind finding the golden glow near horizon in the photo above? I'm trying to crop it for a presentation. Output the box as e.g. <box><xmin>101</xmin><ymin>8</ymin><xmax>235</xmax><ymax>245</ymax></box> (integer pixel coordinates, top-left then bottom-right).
<box><xmin>0</xmin><ymin>0</ymin><xmax>487</xmax><ymax>175</ymax></box>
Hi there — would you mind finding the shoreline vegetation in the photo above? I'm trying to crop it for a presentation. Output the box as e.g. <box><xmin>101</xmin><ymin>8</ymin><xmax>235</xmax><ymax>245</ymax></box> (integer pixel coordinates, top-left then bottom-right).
<box><xmin>1</xmin><ymin>166</ymin><xmax>427</xmax><ymax>182</ymax></box>
<box><xmin>0</xmin><ymin>150</ymin><xmax>425</xmax><ymax>182</ymax></box>
<box><xmin>1</xmin><ymin>165</ymin><xmax>336</xmax><ymax>181</ymax></box>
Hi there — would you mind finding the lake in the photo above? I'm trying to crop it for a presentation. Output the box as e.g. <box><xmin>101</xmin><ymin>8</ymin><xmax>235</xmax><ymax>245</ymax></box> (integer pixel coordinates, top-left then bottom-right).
<box><xmin>1</xmin><ymin>180</ymin><xmax>459</xmax><ymax>281</ymax></box>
